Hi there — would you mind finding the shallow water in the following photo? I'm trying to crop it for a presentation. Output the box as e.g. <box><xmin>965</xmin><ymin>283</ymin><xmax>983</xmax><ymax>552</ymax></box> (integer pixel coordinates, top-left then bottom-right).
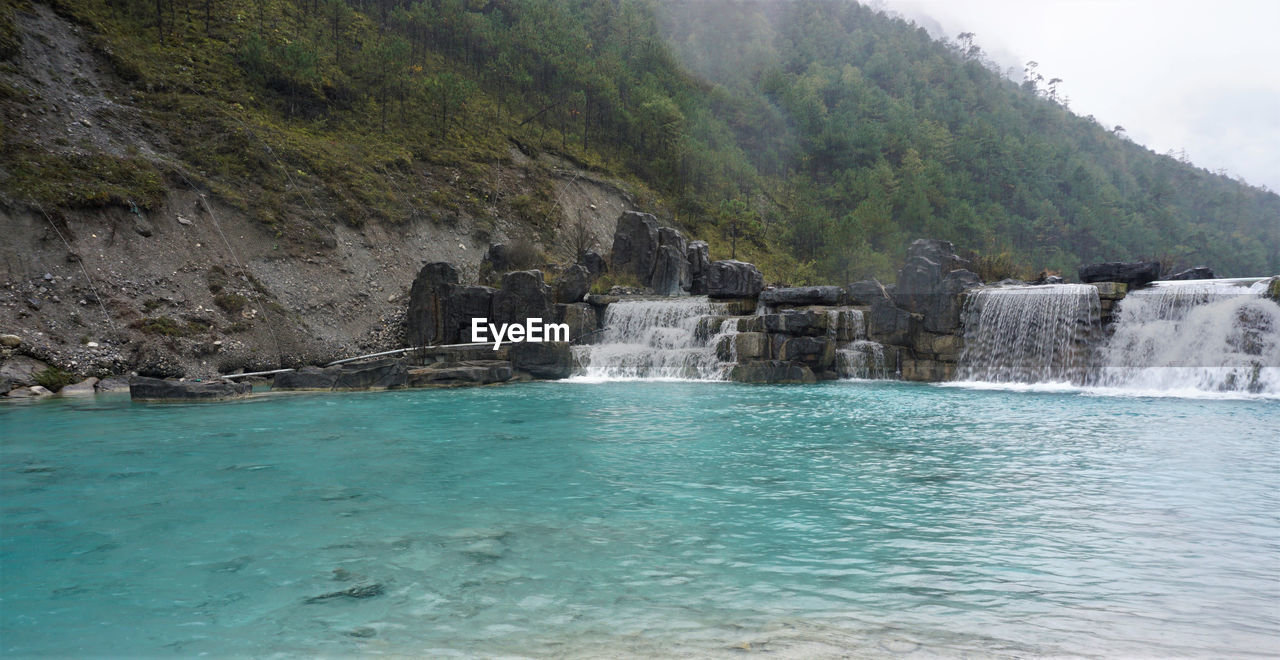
<box><xmin>2</xmin><ymin>383</ymin><xmax>1278</xmax><ymax>657</ymax></box>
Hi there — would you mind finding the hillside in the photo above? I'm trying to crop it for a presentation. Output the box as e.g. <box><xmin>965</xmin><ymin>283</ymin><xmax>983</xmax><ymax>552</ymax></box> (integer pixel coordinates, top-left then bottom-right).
<box><xmin>1</xmin><ymin>0</ymin><xmax>1277</xmax><ymax>377</ymax></box>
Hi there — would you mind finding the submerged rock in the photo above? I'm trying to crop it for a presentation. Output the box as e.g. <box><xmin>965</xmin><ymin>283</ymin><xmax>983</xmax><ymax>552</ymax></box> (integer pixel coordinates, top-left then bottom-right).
<box><xmin>59</xmin><ymin>377</ymin><xmax>98</xmax><ymax>396</ymax></box>
<box><xmin>729</xmin><ymin>360</ymin><xmax>816</xmax><ymax>384</ymax></box>
<box><xmin>129</xmin><ymin>377</ymin><xmax>251</xmax><ymax>401</ymax></box>
<box><xmin>407</xmin><ymin>361</ymin><xmax>513</xmax><ymax>386</ymax></box>
<box><xmin>305</xmin><ymin>582</ymin><xmax>385</xmax><ymax>604</ymax></box>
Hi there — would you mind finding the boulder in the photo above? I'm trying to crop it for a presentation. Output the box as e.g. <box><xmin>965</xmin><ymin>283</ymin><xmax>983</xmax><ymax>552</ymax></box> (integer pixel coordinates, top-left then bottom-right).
<box><xmin>658</xmin><ymin>226</ymin><xmax>688</xmax><ymax>254</ymax></box>
<box><xmin>0</xmin><ymin>334</ymin><xmax>21</xmax><ymax>348</ymax></box>
<box><xmin>1265</xmin><ymin>277</ymin><xmax>1280</xmax><ymax>304</ymax></box>
<box><xmin>554</xmin><ymin>264</ymin><xmax>593</xmax><ymax>304</ymax></box>
<box><xmin>479</xmin><ymin>244</ymin><xmax>513</xmax><ymax>285</ymax></box>
<box><xmin>581</xmin><ymin>250</ymin><xmax>608</xmax><ymax>277</ymax></box>
<box><xmin>59</xmin><ymin>377</ymin><xmax>99</xmax><ymax>396</ymax></box>
<box><xmin>29</xmin><ymin>385</ymin><xmax>53</xmax><ymax>396</ymax></box>
<box><xmin>706</xmin><ymin>260</ymin><xmax>763</xmax><ymax>298</ymax></box>
<box><xmin>847</xmin><ymin>280</ymin><xmax>889</xmax><ymax>306</ymax></box>
<box><xmin>407</xmin><ymin>361</ymin><xmax>513</xmax><ymax>387</ymax></box>
<box><xmin>729</xmin><ymin>360</ymin><xmax>816</xmax><ymax>384</ymax></box>
<box><xmin>763</xmin><ymin>310</ymin><xmax>828</xmax><ymax>336</ymax></box>
<box><xmin>760</xmin><ymin>286</ymin><xmax>849</xmax><ymax>307</ymax></box>
<box><xmin>272</xmin><ymin>366</ymin><xmax>339</xmax><ymax>390</ymax></box>
<box><xmin>492</xmin><ymin>270</ymin><xmax>554</xmax><ymax>328</ymax></box>
<box><xmin>444</xmin><ymin>285</ymin><xmax>495</xmax><ymax>344</ymax></box>
<box><xmin>924</xmin><ymin>269</ymin><xmax>982</xmax><ymax>334</ymax></box>
<box><xmin>406</xmin><ymin>262</ymin><xmax>459</xmax><ymax>347</ymax></box>
<box><xmin>7</xmin><ymin>386</ymin><xmax>35</xmax><ymax>398</ymax></box>
<box><xmin>716</xmin><ymin>331</ymin><xmax>769</xmax><ymax>362</ymax></box>
<box><xmin>778</xmin><ymin>336</ymin><xmax>836</xmax><ymax>371</ymax></box>
<box><xmin>95</xmin><ymin>377</ymin><xmax>131</xmax><ymax>393</ymax></box>
<box><xmin>687</xmin><ymin>241</ymin><xmax>711</xmax><ymax>295</ymax></box>
<box><xmin>1078</xmin><ymin>261</ymin><xmax>1161</xmax><ymax>289</ymax></box>
<box><xmin>331</xmin><ymin>358</ymin><xmax>408</xmax><ymax>390</ymax></box>
<box><xmin>610</xmin><ymin>211</ymin><xmax>661</xmax><ymax>285</ymax></box>
<box><xmin>509</xmin><ymin>341</ymin><xmax>573</xmax><ymax>379</ymax></box>
<box><xmin>129</xmin><ymin>377</ymin><xmax>252</xmax><ymax>401</ymax></box>
<box><xmin>893</xmin><ymin>254</ymin><xmax>943</xmax><ymax>314</ymax></box>
<box><xmin>650</xmin><ymin>245</ymin><xmax>691</xmax><ymax>295</ymax></box>
<box><xmin>0</xmin><ymin>355</ymin><xmax>50</xmax><ymax>387</ymax></box>
<box><xmin>900</xmin><ymin>357</ymin><xmax>956</xmax><ymax>383</ymax></box>
<box><xmin>1166</xmin><ymin>266</ymin><xmax>1215</xmax><ymax>281</ymax></box>
<box><xmin>867</xmin><ymin>298</ymin><xmax>913</xmax><ymax>346</ymax></box>
<box><xmin>0</xmin><ymin>377</ymin><xmax>10</xmax><ymax>396</ymax></box>
<box><xmin>907</xmin><ymin>238</ymin><xmax>968</xmax><ymax>273</ymax></box>
<box><xmin>556</xmin><ymin>303</ymin><xmax>598</xmax><ymax>342</ymax></box>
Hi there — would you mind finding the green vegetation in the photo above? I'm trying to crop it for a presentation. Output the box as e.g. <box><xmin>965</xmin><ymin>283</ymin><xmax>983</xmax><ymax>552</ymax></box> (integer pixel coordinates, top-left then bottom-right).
<box><xmin>2</xmin><ymin>0</ymin><xmax>1276</xmax><ymax>281</ymax></box>
<box><xmin>131</xmin><ymin>316</ymin><xmax>206</xmax><ymax>337</ymax></box>
<box><xmin>33</xmin><ymin>366</ymin><xmax>77</xmax><ymax>390</ymax></box>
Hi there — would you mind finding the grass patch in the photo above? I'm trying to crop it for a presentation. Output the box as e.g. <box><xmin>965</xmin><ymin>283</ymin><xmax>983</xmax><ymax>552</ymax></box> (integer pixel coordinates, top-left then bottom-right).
<box><xmin>131</xmin><ymin>315</ymin><xmax>204</xmax><ymax>337</ymax></box>
<box><xmin>3</xmin><ymin>146</ymin><xmax>165</xmax><ymax>209</ymax></box>
<box><xmin>33</xmin><ymin>366</ymin><xmax>77</xmax><ymax>391</ymax></box>
<box><xmin>213</xmin><ymin>292</ymin><xmax>248</xmax><ymax>315</ymax></box>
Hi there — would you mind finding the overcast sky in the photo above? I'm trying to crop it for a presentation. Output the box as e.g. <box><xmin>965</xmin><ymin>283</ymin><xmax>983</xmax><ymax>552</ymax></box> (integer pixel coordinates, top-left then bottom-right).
<box><xmin>870</xmin><ymin>0</ymin><xmax>1280</xmax><ymax>193</ymax></box>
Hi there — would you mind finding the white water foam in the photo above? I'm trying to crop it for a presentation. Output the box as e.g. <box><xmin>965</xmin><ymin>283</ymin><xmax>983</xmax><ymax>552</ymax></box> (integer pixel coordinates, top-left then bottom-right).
<box><xmin>571</xmin><ymin>297</ymin><xmax>742</xmax><ymax>381</ymax></box>
<box><xmin>957</xmin><ymin>284</ymin><xmax>1101</xmax><ymax>384</ymax></box>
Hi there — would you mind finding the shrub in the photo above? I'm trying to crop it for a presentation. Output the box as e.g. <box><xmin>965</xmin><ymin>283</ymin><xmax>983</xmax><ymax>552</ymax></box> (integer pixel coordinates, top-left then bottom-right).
<box><xmin>34</xmin><ymin>367</ymin><xmax>77</xmax><ymax>391</ymax></box>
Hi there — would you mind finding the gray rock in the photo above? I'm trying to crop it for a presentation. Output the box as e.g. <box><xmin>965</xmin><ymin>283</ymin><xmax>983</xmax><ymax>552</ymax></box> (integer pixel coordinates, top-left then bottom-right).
<box><xmin>706</xmin><ymin>260</ymin><xmax>763</xmax><ymax>299</ymax></box>
<box><xmin>59</xmin><ymin>377</ymin><xmax>99</xmax><ymax>396</ymax></box>
<box><xmin>554</xmin><ymin>264</ymin><xmax>592</xmax><ymax>304</ymax></box>
<box><xmin>762</xmin><ymin>310</ymin><xmax>828</xmax><ymax>336</ymax></box>
<box><xmin>0</xmin><ymin>334</ymin><xmax>21</xmax><ymax>348</ymax></box>
<box><xmin>0</xmin><ymin>355</ymin><xmax>51</xmax><ymax>387</ymax></box>
<box><xmin>509</xmin><ymin>341</ymin><xmax>573</xmax><ymax>379</ymax></box>
<box><xmin>658</xmin><ymin>226</ymin><xmax>688</xmax><ymax>255</ymax></box>
<box><xmin>1078</xmin><ymin>261</ymin><xmax>1161</xmax><ymax>289</ymax></box>
<box><xmin>729</xmin><ymin>360</ymin><xmax>816</xmax><ymax>384</ymax></box>
<box><xmin>406</xmin><ymin>262</ymin><xmax>459</xmax><ymax>347</ymax></box>
<box><xmin>581</xmin><ymin>250</ymin><xmax>607</xmax><ymax>277</ymax></box>
<box><xmin>129</xmin><ymin>377</ymin><xmax>252</xmax><ymax>401</ymax></box>
<box><xmin>331</xmin><ymin>358</ymin><xmax>408</xmax><ymax>390</ymax></box>
<box><xmin>305</xmin><ymin>582</ymin><xmax>385</xmax><ymax>604</ymax></box>
<box><xmin>1166</xmin><ymin>266</ymin><xmax>1215</xmax><ymax>281</ymax></box>
<box><xmin>492</xmin><ymin>270</ymin><xmax>554</xmax><ymax>328</ymax></box>
<box><xmin>847</xmin><ymin>280</ymin><xmax>889</xmax><ymax>306</ymax></box>
<box><xmin>650</xmin><ymin>245</ymin><xmax>691</xmax><ymax>295</ymax></box>
<box><xmin>906</xmin><ymin>238</ymin><xmax>968</xmax><ymax>273</ymax></box>
<box><xmin>444</xmin><ymin>285</ymin><xmax>495</xmax><ymax>344</ymax></box>
<box><xmin>610</xmin><ymin>211</ymin><xmax>661</xmax><ymax>285</ymax></box>
<box><xmin>0</xmin><ymin>378</ymin><xmax>10</xmax><ymax>396</ymax></box>
<box><xmin>759</xmin><ymin>286</ymin><xmax>849</xmax><ymax>307</ymax></box>
<box><xmin>867</xmin><ymin>298</ymin><xmax>913</xmax><ymax>346</ymax></box>
<box><xmin>556</xmin><ymin>303</ymin><xmax>598</xmax><ymax>342</ymax></box>
<box><xmin>29</xmin><ymin>385</ymin><xmax>53</xmax><ymax>396</ymax></box>
<box><xmin>778</xmin><ymin>336</ymin><xmax>836</xmax><ymax>371</ymax></box>
<box><xmin>924</xmin><ymin>269</ymin><xmax>982</xmax><ymax>334</ymax></box>
<box><xmin>133</xmin><ymin>216</ymin><xmax>154</xmax><ymax>237</ymax></box>
<box><xmin>687</xmin><ymin>241</ymin><xmax>710</xmax><ymax>295</ymax></box>
<box><xmin>407</xmin><ymin>361</ymin><xmax>513</xmax><ymax>386</ymax></box>
<box><xmin>95</xmin><ymin>377</ymin><xmax>131</xmax><ymax>393</ymax></box>
<box><xmin>272</xmin><ymin>366</ymin><xmax>339</xmax><ymax>390</ymax></box>
<box><xmin>8</xmin><ymin>386</ymin><xmax>36</xmax><ymax>398</ymax></box>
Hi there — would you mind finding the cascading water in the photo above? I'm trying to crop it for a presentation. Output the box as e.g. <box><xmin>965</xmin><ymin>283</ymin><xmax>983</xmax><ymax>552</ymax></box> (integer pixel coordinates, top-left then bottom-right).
<box><xmin>957</xmin><ymin>284</ymin><xmax>1101</xmax><ymax>383</ymax></box>
<box><xmin>1094</xmin><ymin>279</ymin><xmax>1280</xmax><ymax>394</ymax></box>
<box><xmin>572</xmin><ymin>297</ymin><xmax>741</xmax><ymax>380</ymax></box>
<box><xmin>836</xmin><ymin>340</ymin><xmax>895</xmax><ymax>379</ymax></box>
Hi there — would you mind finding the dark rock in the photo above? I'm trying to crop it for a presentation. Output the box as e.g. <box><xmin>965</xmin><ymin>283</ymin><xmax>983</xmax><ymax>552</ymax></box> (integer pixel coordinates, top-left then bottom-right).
<box><xmin>687</xmin><ymin>241</ymin><xmax>711</xmax><ymax>295</ymax></box>
<box><xmin>407</xmin><ymin>361</ymin><xmax>513</xmax><ymax>386</ymax></box>
<box><xmin>847</xmin><ymin>280</ymin><xmax>890</xmax><ymax>306</ymax></box>
<box><xmin>305</xmin><ymin>582</ymin><xmax>385</xmax><ymax>604</ymax></box>
<box><xmin>610</xmin><ymin>211</ymin><xmax>661</xmax><ymax>285</ymax></box>
<box><xmin>1166</xmin><ymin>266</ymin><xmax>1215</xmax><ymax>281</ymax></box>
<box><xmin>1078</xmin><ymin>261</ymin><xmax>1161</xmax><ymax>289</ymax></box>
<box><xmin>406</xmin><ymin>262</ymin><xmax>459</xmax><ymax>347</ymax></box>
<box><xmin>867</xmin><ymin>298</ymin><xmax>913</xmax><ymax>346</ymax></box>
<box><xmin>272</xmin><ymin>366</ymin><xmax>339</xmax><ymax>390</ymax></box>
<box><xmin>444</xmin><ymin>285</ymin><xmax>495</xmax><ymax>345</ymax></box>
<box><xmin>331</xmin><ymin>358</ymin><xmax>408</xmax><ymax>390</ymax></box>
<box><xmin>924</xmin><ymin>269</ymin><xmax>982</xmax><ymax>334</ymax></box>
<box><xmin>893</xmin><ymin>255</ymin><xmax>943</xmax><ymax>314</ymax></box>
<box><xmin>133</xmin><ymin>216</ymin><xmax>154</xmax><ymax>237</ymax></box>
<box><xmin>1265</xmin><ymin>277</ymin><xmax>1280</xmax><ymax>303</ymax></box>
<box><xmin>554</xmin><ymin>264</ymin><xmax>592</xmax><ymax>304</ymax></box>
<box><xmin>0</xmin><ymin>355</ymin><xmax>50</xmax><ymax>387</ymax></box>
<box><xmin>95</xmin><ymin>377</ymin><xmax>131</xmax><ymax>393</ymax></box>
<box><xmin>658</xmin><ymin>226</ymin><xmax>688</xmax><ymax>255</ymax></box>
<box><xmin>906</xmin><ymin>238</ymin><xmax>968</xmax><ymax>273</ymax></box>
<box><xmin>759</xmin><ymin>286</ymin><xmax>849</xmax><ymax>307</ymax></box>
<box><xmin>762</xmin><ymin>310</ymin><xmax>828</xmax><ymax>336</ymax></box>
<box><xmin>716</xmin><ymin>332</ymin><xmax>769</xmax><ymax>361</ymax></box>
<box><xmin>729</xmin><ymin>360</ymin><xmax>816</xmax><ymax>384</ymax></box>
<box><xmin>479</xmin><ymin>244</ymin><xmax>512</xmax><ymax>285</ymax></box>
<box><xmin>1035</xmin><ymin>275</ymin><xmax>1065</xmax><ymax>285</ymax></box>
<box><xmin>0</xmin><ymin>378</ymin><xmax>10</xmax><ymax>396</ymax></box>
<box><xmin>706</xmin><ymin>260</ymin><xmax>763</xmax><ymax>299</ymax></box>
<box><xmin>556</xmin><ymin>303</ymin><xmax>598</xmax><ymax>342</ymax></box>
<box><xmin>581</xmin><ymin>250</ymin><xmax>608</xmax><ymax>277</ymax></box>
<box><xmin>492</xmin><ymin>270</ymin><xmax>554</xmax><ymax>328</ymax></box>
<box><xmin>650</xmin><ymin>245</ymin><xmax>691</xmax><ymax>295</ymax></box>
<box><xmin>129</xmin><ymin>377</ymin><xmax>252</xmax><ymax>401</ymax></box>
<box><xmin>509</xmin><ymin>341</ymin><xmax>573</xmax><ymax>379</ymax></box>
<box><xmin>778</xmin><ymin>336</ymin><xmax>836</xmax><ymax>371</ymax></box>
<box><xmin>901</xmin><ymin>357</ymin><xmax>956</xmax><ymax>383</ymax></box>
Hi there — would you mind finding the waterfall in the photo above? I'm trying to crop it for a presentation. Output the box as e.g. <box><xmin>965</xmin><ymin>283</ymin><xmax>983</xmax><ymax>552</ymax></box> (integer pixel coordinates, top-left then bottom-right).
<box><xmin>1094</xmin><ymin>279</ymin><xmax>1280</xmax><ymax>394</ymax></box>
<box><xmin>836</xmin><ymin>340</ymin><xmax>895</xmax><ymax>379</ymax></box>
<box><xmin>957</xmin><ymin>284</ymin><xmax>1101</xmax><ymax>383</ymax></box>
<box><xmin>572</xmin><ymin>297</ymin><xmax>742</xmax><ymax>380</ymax></box>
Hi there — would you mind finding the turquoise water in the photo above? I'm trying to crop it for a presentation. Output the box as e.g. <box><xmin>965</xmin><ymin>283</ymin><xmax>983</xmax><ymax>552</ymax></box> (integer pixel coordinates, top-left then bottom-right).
<box><xmin>2</xmin><ymin>383</ymin><xmax>1278</xmax><ymax>657</ymax></box>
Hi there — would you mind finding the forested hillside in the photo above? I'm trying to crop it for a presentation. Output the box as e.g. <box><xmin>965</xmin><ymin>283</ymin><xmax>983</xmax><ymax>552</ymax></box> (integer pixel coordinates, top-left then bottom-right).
<box><xmin>3</xmin><ymin>0</ymin><xmax>1277</xmax><ymax>281</ymax></box>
